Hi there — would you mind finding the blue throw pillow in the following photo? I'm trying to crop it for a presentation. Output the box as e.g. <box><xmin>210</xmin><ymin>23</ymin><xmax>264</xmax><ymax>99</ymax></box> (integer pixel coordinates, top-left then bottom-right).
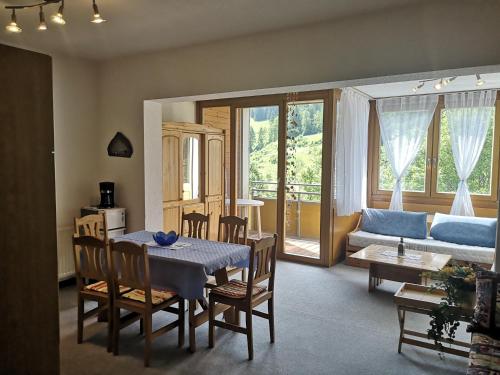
<box><xmin>361</xmin><ymin>208</ymin><xmax>428</xmax><ymax>239</ymax></box>
<box><xmin>430</xmin><ymin>213</ymin><xmax>497</xmax><ymax>248</ymax></box>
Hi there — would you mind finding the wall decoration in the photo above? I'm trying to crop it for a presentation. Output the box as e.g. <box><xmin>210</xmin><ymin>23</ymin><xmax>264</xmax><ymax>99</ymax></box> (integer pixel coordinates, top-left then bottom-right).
<box><xmin>107</xmin><ymin>132</ymin><xmax>133</xmax><ymax>158</ymax></box>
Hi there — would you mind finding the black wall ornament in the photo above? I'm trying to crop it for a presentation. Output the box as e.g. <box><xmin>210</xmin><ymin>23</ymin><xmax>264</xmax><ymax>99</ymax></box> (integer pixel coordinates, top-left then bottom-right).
<box><xmin>107</xmin><ymin>132</ymin><xmax>133</xmax><ymax>158</ymax></box>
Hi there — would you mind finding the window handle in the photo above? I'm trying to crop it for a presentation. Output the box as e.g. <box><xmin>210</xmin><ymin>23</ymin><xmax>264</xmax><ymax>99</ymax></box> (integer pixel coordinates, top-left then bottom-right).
<box><xmin>433</xmin><ymin>157</ymin><xmax>438</xmax><ymax>167</ymax></box>
<box><xmin>427</xmin><ymin>158</ymin><xmax>432</xmax><ymax>167</ymax></box>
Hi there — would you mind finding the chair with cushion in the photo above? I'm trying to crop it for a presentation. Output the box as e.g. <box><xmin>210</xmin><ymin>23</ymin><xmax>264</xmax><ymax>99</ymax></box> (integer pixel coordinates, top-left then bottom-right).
<box><xmin>208</xmin><ymin>234</ymin><xmax>277</xmax><ymax>360</ymax></box>
<box><xmin>73</xmin><ymin>235</ymin><xmax>117</xmax><ymax>352</ymax></box>
<box><xmin>74</xmin><ymin>213</ymin><xmax>108</xmax><ymax>242</ymax></box>
<box><xmin>109</xmin><ymin>240</ymin><xmax>184</xmax><ymax>367</ymax></box>
<box><xmin>181</xmin><ymin>212</ymin><xmax>210</xmax><ymax>239</ymax></box>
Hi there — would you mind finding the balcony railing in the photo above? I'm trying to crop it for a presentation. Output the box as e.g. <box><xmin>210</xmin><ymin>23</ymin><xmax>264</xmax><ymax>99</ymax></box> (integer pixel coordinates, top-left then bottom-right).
<box><xmin>250</xmin><ymin>180</ymin><xmax>321</xmax><ymax>202</ymax></box>
<box><xmin>250</xmin><ymin>180</ymin><xmax>321</xmax><ymax>238</ymax></box>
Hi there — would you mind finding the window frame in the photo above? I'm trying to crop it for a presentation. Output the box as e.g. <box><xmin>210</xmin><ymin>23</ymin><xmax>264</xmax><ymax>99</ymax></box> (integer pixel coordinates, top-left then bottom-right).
<box><xmin>369</xmin><ymin>94</ymin><xmax>500</xmax><ymax>210</ymax></box>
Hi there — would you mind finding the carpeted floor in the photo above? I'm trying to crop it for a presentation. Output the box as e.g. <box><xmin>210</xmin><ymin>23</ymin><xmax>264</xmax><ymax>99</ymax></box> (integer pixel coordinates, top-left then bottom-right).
<box><xmin>59</xmin><ymin>261</ymin><xmax>469</xmax><ymax>375</ymax></box>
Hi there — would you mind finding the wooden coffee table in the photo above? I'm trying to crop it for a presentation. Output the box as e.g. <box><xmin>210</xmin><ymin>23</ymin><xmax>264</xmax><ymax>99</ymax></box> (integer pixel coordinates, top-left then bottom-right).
<box><xmin>349</xmin><ymin>244</ymin><xmax>451</xmax><ymax>292</ymax></box>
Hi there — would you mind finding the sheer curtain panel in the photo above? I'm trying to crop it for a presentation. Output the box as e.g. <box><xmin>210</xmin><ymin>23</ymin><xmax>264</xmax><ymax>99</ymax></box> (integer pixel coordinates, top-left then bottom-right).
<box><xmin>445</xmin><ymin>90</ymin><xmax>497</xmax><ymax>216</ymax></box>
<box><xmin>335</xmin><ymin>88</ymin><xmax>370</xmax><ymax>216</ymax></box>
<box><xmin>376</xmin><ymin>95</ymin><xmax>438</xmax><ymax>211</ymax></box>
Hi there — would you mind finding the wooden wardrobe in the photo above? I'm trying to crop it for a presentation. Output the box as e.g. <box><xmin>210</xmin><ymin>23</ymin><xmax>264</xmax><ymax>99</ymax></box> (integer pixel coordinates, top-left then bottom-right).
<box><xmin>162</xmin><ymin>122</ymin><xmax>225</xmax><ymax>239</ymax></box>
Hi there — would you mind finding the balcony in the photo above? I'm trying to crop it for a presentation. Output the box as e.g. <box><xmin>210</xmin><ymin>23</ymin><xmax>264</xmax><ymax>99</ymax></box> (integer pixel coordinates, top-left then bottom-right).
<box><xmin>249</xmin><ymin>180</ymin><xmax>321</xmax><ymax>258</ymax></box>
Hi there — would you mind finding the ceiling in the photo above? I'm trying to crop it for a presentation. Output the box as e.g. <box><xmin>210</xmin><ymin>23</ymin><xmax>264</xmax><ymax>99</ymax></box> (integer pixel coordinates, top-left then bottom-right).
<box><xmin>0</xmin><ymin>0</ymin><xmax>423</xmax><ymax>60</ymax></box>
<box><xmin>355</xmin><ymin>73</ymin><xmax>500</xmax><ymax>98</ymax></box>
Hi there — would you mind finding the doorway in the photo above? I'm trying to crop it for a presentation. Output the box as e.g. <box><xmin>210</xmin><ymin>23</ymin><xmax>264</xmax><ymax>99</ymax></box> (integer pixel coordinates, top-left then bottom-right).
<box><xmin>197</xmin><ymin>90</ymin><xmax>334</xmax><ymax>266</ymax></box>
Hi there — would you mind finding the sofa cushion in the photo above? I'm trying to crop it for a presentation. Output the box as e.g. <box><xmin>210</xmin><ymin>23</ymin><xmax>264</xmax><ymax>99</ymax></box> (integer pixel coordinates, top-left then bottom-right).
<box><xmin>348</xmin><ymin>230</ymin><xmax>495</xmax><ymax>264</ymax></box>
<box><xmin>430</xmin><ymin>213</ymin><xmax>497</xmax><ymax>248</ymax></box>
<box><xmin>360</xmin><ymin>208</ymin><xmax>427</xmax><ymax>239</ymax></box>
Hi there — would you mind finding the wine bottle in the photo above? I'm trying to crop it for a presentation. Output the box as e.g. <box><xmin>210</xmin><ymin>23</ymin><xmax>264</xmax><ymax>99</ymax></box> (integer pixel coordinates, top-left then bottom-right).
<box><xmin>398</xmin><ymin>237</ymin><xmax>405</xmax><ymax>256</ymax></box>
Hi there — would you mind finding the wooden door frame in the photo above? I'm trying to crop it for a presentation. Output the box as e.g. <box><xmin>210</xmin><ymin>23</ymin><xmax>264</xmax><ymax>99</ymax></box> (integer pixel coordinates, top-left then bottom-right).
<box><xmin>196</xmin><ymin>89</ymin><xmax>335</xmax><ymax>266</ymax></box>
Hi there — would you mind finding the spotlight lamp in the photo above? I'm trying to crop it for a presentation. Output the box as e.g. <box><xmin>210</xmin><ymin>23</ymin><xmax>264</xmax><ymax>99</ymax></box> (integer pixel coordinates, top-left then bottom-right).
<box><xmin>38</xmin><ymin>6</ymin><xmax>47</xmax><ymax>30</ymax></box>
<box><xmin>51</xmin><ymin>1</ymin><xmax>65</xmax><ymax>25</ymax></box>
<box><xmin>91</xmin><ymin>0</ymin><xmax>106</xmax><ymax>23</ymax></box>
<box><xmin>4</xmin><ymin>0</ymin><xmax>108</xmax><ymax>33</ymax></box>
<box><xmin>434</xmin><ymin>79</ymin><xmax>444</xmax><ymax>90</ymax></box>
<box><xmin>476</xmin><ymin>73</ymin><xmax>485</xmax><ymax>86</ymax></box>
<box><xmin>5</xmin><ymin>9</ymin><xmax>22</xmax><ymax>33</ymax></box>
<box><xmin>412</xmin><ymin>82</ymin><xmax>425</xmax><ymax>93</ymax></box>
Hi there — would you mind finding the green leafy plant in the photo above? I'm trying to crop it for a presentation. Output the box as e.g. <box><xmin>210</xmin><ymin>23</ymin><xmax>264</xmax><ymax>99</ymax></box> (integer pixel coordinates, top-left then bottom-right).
<box><xmin>423</xmin><ymin>264</ymin><xmax>476</xmax><ymax>358</ymax></box>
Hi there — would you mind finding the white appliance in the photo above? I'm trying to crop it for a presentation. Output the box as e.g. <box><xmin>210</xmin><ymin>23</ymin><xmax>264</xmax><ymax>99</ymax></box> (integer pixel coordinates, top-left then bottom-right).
<box><xmin>80</xmin><ymin>206</ymin><xmax>126</xmax><ymax>239</ymax></box>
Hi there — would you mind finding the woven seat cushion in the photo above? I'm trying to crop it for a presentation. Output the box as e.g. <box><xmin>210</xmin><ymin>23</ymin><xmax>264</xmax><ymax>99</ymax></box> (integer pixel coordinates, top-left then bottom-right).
<box><xmin>122</xmin><ymin>288</ymin><xmax>177</xmax><ymax>305</ymax></box>
<box><xmin>84</xmin><ymin>281</ymin><xmax>130</xmax><ymax>294</ymax></box>
<box><xmin>212</xmin><ymin>280</ymin><xmax>266</xmax><ymax>299</ymax></box>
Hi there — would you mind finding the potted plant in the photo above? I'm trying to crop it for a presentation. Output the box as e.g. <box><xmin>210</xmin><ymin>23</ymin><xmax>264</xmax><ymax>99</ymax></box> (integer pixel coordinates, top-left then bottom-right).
<box><xmin>423</xmin><ymin>264</ymin><xmax>476</xmax><ymax>357</ymax></box>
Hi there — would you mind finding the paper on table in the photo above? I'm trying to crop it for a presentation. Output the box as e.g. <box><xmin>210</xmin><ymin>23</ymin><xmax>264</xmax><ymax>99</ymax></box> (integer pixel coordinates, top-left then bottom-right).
<box><xmin>381</xmin><ymin>249</ymin><xmax>422</xmax><ymax>261</ymax></box>
<box><xmin>146</xmin><ymin>241</ymin><xmax>192</xmax><ymax>250</ymax></box>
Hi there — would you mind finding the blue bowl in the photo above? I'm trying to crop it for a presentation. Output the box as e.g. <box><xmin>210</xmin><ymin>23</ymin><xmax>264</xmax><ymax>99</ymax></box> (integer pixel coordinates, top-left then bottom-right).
<box><xmin>153</xmin><ymin>231</ymin><xmax>179</xmax><ymax>246</ymax></box>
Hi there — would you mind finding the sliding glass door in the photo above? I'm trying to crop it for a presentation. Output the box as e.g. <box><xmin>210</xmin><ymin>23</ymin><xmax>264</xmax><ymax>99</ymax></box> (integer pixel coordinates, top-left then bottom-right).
<box><xmin>283</xmin><ymin>99</ymin><xmax>324</xmax><ymax>259</ymax></box>
<box><xmin>235</xmin><ymin>104</ymin><xmax>281</xmax><ymax>239</ymax></box>
<box><xmin>198</xmin><ymin>90</ymin><xmax>334</xmax><ymax>266</ymax></box>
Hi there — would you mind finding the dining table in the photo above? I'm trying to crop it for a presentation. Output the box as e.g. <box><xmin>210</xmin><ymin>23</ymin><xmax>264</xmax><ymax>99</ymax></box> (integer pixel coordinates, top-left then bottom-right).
<box><xmin>113</xmin><ymin>230</ymin><xmax>251</xmax><ymax>352</ymax></box>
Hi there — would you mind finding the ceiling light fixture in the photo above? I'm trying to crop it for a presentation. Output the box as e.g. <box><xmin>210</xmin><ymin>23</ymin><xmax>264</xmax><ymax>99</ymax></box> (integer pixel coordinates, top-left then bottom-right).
<box><xmin>434</xmin><ymin>79</ymin><xmax>444</xmax><ymax>90</ymax></box>
<box><xmin>476</xmin><ymin>73</ymin><xmax>485</xmax><ymax>86</ymax></box>
<box><xmin>51</xmin><ymin>1</ymin><xmax>65</xmax><ymax>25</ymax></box>
<box><xmin>5</xmin><ymin>9</ymin><xmax>22</xmax><ymax>33</ymax></box>
<box><xmin>412</xmin><ymin>82</ymin><xmax>425</xmax><ymax>93</ymax></box>
<box><xmin>91</xmin><ymin>0</ymin><xmax>106</xmax><ymax>23</ymax></box>
<box><xmin>38</xmin><ymin>6</ymin><xmax>47</xmax><ymax>30</ymax></box>
<box><xmin>4</xmin><ymin>0</ymin><xmax>108</xmax><ymax>33</ymax></box>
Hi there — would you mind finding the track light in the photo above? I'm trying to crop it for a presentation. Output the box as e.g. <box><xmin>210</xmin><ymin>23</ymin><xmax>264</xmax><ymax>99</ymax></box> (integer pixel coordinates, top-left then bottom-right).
<box><xmin>91</xmin><ymin>0</ymin><xmax>106</xmax><ymax>23</ymax></box>
<box><xmin>38</xmin><ymin>7</ymin><xmax>47</xmax><ymax>31</ymax></box>
<box><xmin>476</xmin><ymin>73</ymin><xmax>485</xmax><ymax>86</ymax></box>
<box><xmin>51</xmin><ymin>1</ymin><xmax>65</xmax><ymax>25</ymax></box>
<box><xmin>434</xmin><ymin>79</ymin><xmax>443</xmax><ymax>90</ymax></box>
<box><xmin>5</xmin><ymin>0</ymin><xmax>110</xmax><ymax>32</ymax></box>
<box><xmin>412</xmin><ymin>82</ymin><xmax>425</xmax><ymax>93</ymax></box>
<box><xmin>6</xmin><ymin>9</ymin><xmax>21</xmax><ymax>33</ymax></box>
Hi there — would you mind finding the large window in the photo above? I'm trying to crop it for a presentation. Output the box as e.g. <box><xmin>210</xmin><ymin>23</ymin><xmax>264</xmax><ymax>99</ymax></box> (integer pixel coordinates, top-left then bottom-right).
<box><xmin>371</xmin><ymin>95</ymin><xmax>499</xmax><ymax>206</ymax></box>
<box><xmin>436</xmin><ymin>109</ymin><xmax>496</xmax><ymax>195</ymax></box>
<box><xmin>379</xmin><ymin>135</ymin><xmax>428</xmax><ymax>192</ymax></box>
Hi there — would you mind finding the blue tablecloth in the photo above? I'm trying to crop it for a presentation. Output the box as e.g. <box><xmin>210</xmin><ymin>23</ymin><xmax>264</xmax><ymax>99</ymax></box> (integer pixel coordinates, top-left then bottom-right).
<box><xmin>113</xmin><ymin>231</ymin><xmax>250</xmax><ymax>300</ymax></box>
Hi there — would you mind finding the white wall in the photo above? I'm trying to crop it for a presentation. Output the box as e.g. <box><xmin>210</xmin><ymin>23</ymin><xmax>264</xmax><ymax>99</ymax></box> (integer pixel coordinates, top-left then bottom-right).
<box><xmin>97</xmin><ymin>0</ymin><xmax>500</xmax><ymax>232</ymax></box>
<box><xmin>144</xmin><ymin>101</ymin><xmax>163</xmax><ymax>232</ymax></box>
<box><xmin>162</xmin><ymin>102</ymin><xmax>196</xmax><ymax>122</ymax></box>
<box><xmin>144</xmin><ymin>101</ymin><xmax>197</xmax><ymax>232</ymax></box>
<box><xmin>52</xmin><ymin>54</ymin><xmax>99</xmax><ymax>278</ymax></box>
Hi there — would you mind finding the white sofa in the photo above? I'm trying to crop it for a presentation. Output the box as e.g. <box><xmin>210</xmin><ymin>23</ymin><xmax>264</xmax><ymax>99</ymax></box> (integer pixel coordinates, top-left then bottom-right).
<box><xmin>347</xmin><ymin>230</ymin><xmax>494</xmax><ymax>265</ymax></box>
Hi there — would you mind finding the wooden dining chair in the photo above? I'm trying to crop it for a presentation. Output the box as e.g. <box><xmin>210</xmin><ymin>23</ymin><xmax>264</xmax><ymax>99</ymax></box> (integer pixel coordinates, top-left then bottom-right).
<box><xmin>72</xmin><ymin>235</ymin><xmax>115</xmax><ymax>352</ymax></box>
<box><xmin>207</xmin><ymin>215</ymin><xmax>248</xmax><ymax>288</ymax></box>
<box><xmin>181</xmin><ymin>212</ymin><xmax>210</xmax><ymax>239</ymax></box>
<box><xmin>109</xmin><ymin>240</ymin><xmax>185</xmax><ymax>367</ymax></box>
<box><xmin>208</xmin><ymin>234</ymin><xmax>277</xmax><ymax>360</ymax></box>
<box><xmin>74</xmin><ymin>213</ymin><xmax>108</xmax><ymax>242</ymax></box>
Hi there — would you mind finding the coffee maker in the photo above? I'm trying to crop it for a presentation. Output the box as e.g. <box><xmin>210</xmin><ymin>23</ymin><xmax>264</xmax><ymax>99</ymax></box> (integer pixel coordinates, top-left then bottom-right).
<box><xmin>99</xmin><ymin>181</ymin><xmax>115</xmax><ymax>208</ymax></box>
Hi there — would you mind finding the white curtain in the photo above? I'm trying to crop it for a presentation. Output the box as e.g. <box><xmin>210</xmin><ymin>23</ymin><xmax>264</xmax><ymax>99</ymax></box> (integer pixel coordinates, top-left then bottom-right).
<box><xmin>335</xmin><ymin>88</ymin><xmax>370</xmax><ymax>216</ymax></box>
<box><xmin>445</xmin><ymin>90</ymin><xmax>497</xmax><ymax>216</ymax></box>
<box><xmin>377</xmin><ymin>95</ymin><xmax>438</xmax><ymax>211</ymax></box>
